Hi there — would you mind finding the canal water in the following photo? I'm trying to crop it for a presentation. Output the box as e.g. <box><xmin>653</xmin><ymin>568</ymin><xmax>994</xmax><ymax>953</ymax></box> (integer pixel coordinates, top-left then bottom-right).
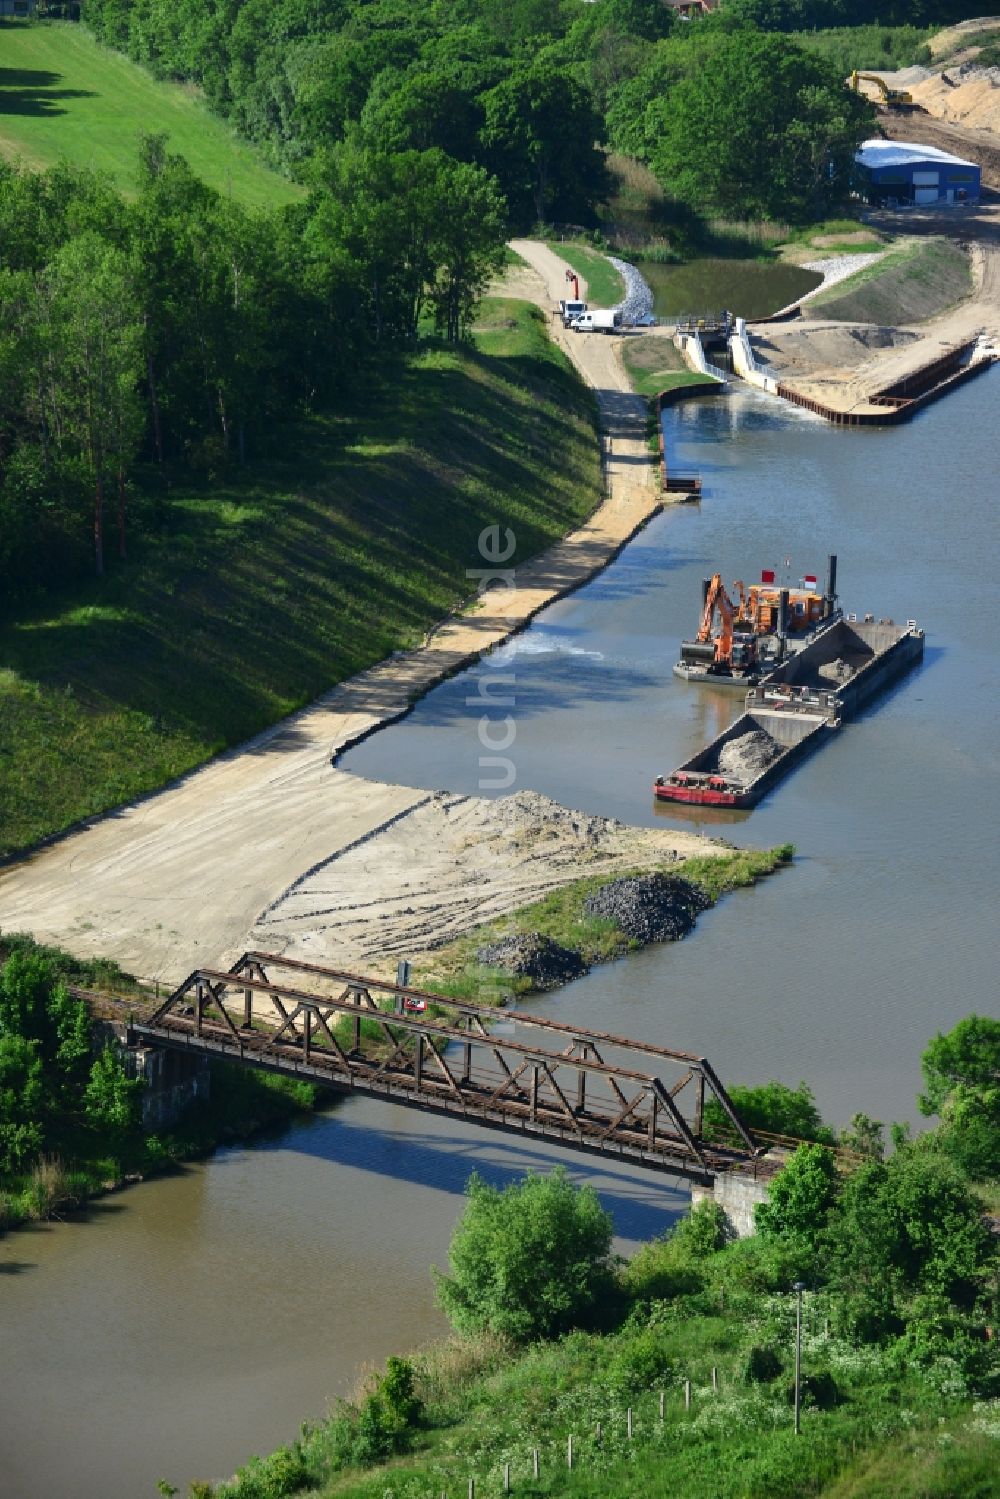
<box><xmin>3</xmin><ymin>373</ymin><xmax>998</xmax><ymax>1499</ymax></box>
<box><xmin>638</xmin><ymin>257</ymin><xmax>822</xmax><ymax>320</ymax></box>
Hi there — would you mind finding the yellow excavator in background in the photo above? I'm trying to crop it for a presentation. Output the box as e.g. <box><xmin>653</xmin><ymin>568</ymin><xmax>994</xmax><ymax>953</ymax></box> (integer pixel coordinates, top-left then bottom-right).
<box><xmin>849</xmin><ymin>71</ymin><xmax>913</xmax><ymax>109</ymax></box>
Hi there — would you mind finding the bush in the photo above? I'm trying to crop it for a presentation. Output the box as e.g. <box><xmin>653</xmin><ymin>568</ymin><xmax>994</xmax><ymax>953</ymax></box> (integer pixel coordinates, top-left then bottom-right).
<box><xmin>744</xmin><ymin>1344</ymin><xmax>783</xmax><ymax>1383</ymax></box>
<box><xmin>704</xmin><ymin>1079</ymin><xmax>835</xmax><ymax>1145</ymax></box>
<box><xmin>755</xmin><ymin>1143</ymin><xmax>839</xmax><ymax>1252</ymax></box>
<box><xmin>623</xmin><ymin>1201</ymin><xmax>726</xmax><ymax>1301</ymax></box>
<box><xmin>221</xmin><ymin>1446</ymin><xmax>307</xmax><ymax>1499</ymax></box>
<box><xmin>607</xmin><ymin>1327</ymin><xmax>675</xmax><ymax>1393</ymax></box>
<box><xmin>435</xmin><ymin>1168</ymin><xmax>615</xmax><ymax>1342</ymax></box>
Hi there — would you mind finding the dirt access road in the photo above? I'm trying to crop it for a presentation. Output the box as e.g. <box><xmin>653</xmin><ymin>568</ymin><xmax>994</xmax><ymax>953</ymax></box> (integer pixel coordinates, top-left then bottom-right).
<box><xmin>507</xmin><ymin>239</ymin><xmax>654</xmax><ymax>507</ymax></box>
<box><xmin>0</xmin><ymin>245</ymin><xmax>712</xmax><ymax>986</ymax></box>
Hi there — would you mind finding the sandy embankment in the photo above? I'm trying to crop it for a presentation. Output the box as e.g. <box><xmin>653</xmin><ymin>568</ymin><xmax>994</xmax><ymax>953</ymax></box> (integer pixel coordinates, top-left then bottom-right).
<box><xmin>0</xmin><ymin>244</ymin><xmax>718</xmax><ymax>987</ymax></box>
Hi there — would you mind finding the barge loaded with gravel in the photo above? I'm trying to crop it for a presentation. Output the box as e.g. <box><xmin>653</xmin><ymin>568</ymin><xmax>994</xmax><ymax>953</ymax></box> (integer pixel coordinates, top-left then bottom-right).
<box><xmin>655</xmin><ymin>614</ymin><xmax>924</xmax><ymax>808</ymax></box>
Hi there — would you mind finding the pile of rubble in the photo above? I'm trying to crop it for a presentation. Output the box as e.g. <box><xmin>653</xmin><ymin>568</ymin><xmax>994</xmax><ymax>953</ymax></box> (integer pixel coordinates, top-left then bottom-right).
<box><xmin>476</xmin><ymin>932</ymin><xmax>588</xmax><ymax>989</ymax></box>
<box><xmin>610</xmin><ymin>256</ymin><xmax>654</xmax><ymax>325</ymax></box>
<box><xmin>584</xmin><ymin>872</ymin><xmax>710</xmax><ymax>946</ymax></box>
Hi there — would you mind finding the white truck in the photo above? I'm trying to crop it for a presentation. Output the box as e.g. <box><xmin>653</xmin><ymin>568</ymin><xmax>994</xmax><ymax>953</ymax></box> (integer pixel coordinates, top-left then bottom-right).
<box><xmin>571</xmin><ymin>309</ymin><xmax>622</xmax><ymax>334</ymax></box>
<box><xmin>557</xmin><ymin>298</ymin><xmax>587</xmax><ymax>326</ymax></box>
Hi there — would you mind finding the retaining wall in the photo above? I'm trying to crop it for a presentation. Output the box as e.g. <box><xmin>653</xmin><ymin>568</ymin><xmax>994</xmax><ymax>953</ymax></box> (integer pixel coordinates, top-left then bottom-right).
<box><xmin>777</xmin><ymin>340</ymin><xmax>994</xmax><ymax>426</ymax></box>
<box><xmin>655</xmin><ymin>383</ymin><xmax>723</xmax><ymax>494</ymax></box>
<box><xmin>97</xmin><ymin>1018</ymin><xmax>211</xmax><ymax>1129</ymax></box>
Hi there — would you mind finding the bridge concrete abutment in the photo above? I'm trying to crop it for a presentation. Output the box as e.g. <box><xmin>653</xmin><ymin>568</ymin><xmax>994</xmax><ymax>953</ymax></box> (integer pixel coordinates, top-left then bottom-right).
<box><xmin>692</xmin><ymin>1166</ymin><xmax>775</xmax><ymax>1239</ymax></box>
<box><xmin>97</xmin><ymin>1020</ymin><xmax>211</xmax><ymax>1129</ymax></box>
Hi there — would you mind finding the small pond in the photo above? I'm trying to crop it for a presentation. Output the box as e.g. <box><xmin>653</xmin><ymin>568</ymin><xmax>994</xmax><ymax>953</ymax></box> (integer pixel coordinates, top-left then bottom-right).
<box><xmin>640</xmin><ymin>257</ymin><xmax>822</xmax><ymax>320</ymax></box>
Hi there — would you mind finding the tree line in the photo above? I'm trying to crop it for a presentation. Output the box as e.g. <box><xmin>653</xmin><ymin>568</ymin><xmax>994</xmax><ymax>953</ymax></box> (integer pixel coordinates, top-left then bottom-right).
<box><xmin>0</xmin><ymin>137</ymin><xmax>505</xmax><ymax>593</ymax></box>
<box><xmin>76</xmin><ymin>0</ymin><xmax>983</xmax><ymax>234</ymax></box>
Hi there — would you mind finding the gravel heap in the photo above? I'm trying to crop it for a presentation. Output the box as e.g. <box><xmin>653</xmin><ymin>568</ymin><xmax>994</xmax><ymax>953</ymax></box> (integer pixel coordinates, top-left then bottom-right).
<box><xmin>584</xmin><ymin>872</ymin><xmax>710</xmax><ymax>946</ymax></box>
<box><xmin>476</xmin><ymin>932</ymin><xmax>588</xmax><ymax>989</ymax></box>
<box><xmin>718</xmin><ymin>728</ymin><xmax>782</xmax><ymax>779</ymax></box>
<box><xmin>610</xmin><ymin>256</ymin><xmax>654</xmax><ymax>325</ymax></box>
<box><xmin>818</xmin><ymin>656</ymin><xmax>855</xmax><ymax>683</ymax></box>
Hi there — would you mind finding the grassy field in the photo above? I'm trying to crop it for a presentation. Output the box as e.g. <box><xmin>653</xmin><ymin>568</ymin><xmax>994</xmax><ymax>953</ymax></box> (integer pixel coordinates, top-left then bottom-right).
<box><xmin>544</xmin><ymin>240</ymin><xmax>625</xmax><ymax>308</ymax></box>
<box><xmin>0</xmin><ymin>19</ymin><xmax>300</xmax><ymax>205</ymax></box>
<box><xmin>804</xmin><ymin>238</ymin><xmax>971</xmax><ymax>325</ymax></box>
<box><xmin>621</xmin><ymin>334</ymin><xmax>720</xmax><ymax>398</ymax></box>
<box><xmin>0</xmin><ymin>298</ymin><xmax>600</xmax><ymax>857</ymax></box>
<box><xmin>212</xmin><ymin>1295</ymin><xmax>998</xmax><ymax>1499</ymax></box>
<box><xmin>780</xmin><ymin>218</ymin><xmax>889</xmax><ymax>256</ymax></box>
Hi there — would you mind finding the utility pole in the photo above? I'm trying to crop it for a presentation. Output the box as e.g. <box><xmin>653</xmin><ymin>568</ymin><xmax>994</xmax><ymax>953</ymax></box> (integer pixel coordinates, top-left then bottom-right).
<box><xmin>793</xmin><ymin>1281</ymin><xmax>805</xmax><ymax>1435</ymax></box>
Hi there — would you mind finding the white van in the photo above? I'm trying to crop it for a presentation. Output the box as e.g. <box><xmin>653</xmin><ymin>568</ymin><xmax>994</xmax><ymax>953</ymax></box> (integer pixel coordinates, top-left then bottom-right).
<box><xmin>571</xmin><ymin>310</ymin><xmax>621</xmax><ymax>334</ymax></box>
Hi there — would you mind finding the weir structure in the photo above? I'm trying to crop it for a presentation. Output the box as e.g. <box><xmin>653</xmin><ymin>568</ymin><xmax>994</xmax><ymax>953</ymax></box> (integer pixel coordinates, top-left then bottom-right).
<box><xmin>108</xmin><ymin>952</ymin><xmax>762</xmax><ymax>1187</ymax></box>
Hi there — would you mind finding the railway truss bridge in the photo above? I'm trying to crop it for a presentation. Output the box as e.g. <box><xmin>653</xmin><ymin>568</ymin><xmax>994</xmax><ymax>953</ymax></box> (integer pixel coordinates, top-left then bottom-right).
<box><xmin>100</xmin><ymin>952</ymin><xmax>766</xmax><ymax>1187</ymax></box>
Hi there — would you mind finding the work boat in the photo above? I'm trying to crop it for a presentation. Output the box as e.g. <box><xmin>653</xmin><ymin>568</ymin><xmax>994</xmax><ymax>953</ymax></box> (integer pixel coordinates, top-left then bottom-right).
<box><xmin>673</xmin><ymin>555</ymin><xmax>842</xmax><ymax>688</ymax></box>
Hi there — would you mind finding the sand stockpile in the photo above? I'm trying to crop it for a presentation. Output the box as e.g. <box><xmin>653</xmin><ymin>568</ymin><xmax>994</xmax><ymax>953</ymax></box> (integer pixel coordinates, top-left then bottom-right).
<box><xmin>929</xmin><ymin>18</ymin><xmax>1000</xmax><ymax>62</ymax></box>
<box><xmin>717</xmin><ymin>729</ymin><xmax>781</xmax><ymax>780</ymax></box>
<box><xmin>754</xmin><ymin>323</ymin><xmax>918</xmax><ymax>379</ymax></box>
<box><xmin>911</xmin><ymin>69</ymin><xmax>1000</xmax><ymax>133</ymax></box>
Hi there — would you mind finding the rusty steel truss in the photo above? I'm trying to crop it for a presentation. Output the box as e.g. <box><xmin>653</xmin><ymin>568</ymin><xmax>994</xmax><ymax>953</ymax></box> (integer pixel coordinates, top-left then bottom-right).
<box><xmin>137</xmin><ymin>951</ymin><xmax>760</xmax><ymax>1184</ymax></box>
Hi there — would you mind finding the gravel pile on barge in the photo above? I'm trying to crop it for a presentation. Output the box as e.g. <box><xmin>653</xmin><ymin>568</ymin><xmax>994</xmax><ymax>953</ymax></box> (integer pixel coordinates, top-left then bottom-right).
<box><xmin>584</xmin><ymin>873</ymin><xmax>710</xmax><ymax>944</ymax></box>
<box><xmin>818</xmin><ymin>656</ymin><xmax>858</xmax><ymax>683</ymax></box>
<box><xmin>718</xmin><ymin>728</ymin><xmax>781</xmax><ymax>779</ymax></box>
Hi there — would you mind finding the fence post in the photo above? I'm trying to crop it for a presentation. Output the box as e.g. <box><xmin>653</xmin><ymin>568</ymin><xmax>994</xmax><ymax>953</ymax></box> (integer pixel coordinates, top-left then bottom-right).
<box><xmin>627</xmin><ymin>1408</ymin><xmax>633</xmax><ymax>1440</ymax></box>
<box><xmin>532</xmin><ymin>1448</ymin><xmax>539</xmax><ymax>1480</ymax></box>
<box><xmin>684</xmin><ymin>1380</ymin><xmax>691</xmax><ymax>1411</ymax></box>
<box><xmin>659</xmin><ymin>1390</ymin><xmax>665</xmax><ymax>1421</ymax></box>
<box><xmin>712</xmin><ymin>1366</ymin><xmax>718</xmax><ymax>1391</ymax></box>
<box><xmin>468</xmin><ymin>1481</ymin><xmax>475</xmax><ymax>1499</ymax></box>
<box><xmin>567</xmin><ymin>1433</ymin><xmax>574</xmax><ymax>1470</ymax></box>
<box><xmin>503</xmin><ymin>1461</ymin><xmax>510</xmax><ymax>1493</ymax></box>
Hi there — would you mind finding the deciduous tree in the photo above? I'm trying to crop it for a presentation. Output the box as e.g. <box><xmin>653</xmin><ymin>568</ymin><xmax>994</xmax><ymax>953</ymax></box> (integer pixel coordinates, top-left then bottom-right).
<box><xmin>435</xmin><ymin>1167</ymin><xmax>614</xmax><ymax>1341</ymax></box>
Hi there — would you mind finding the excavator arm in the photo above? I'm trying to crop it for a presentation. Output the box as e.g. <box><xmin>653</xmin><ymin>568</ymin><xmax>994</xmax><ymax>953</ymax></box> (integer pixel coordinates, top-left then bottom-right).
<box><xmin>850</xmin><ymin>70</ymin><xmax>912</xmax><ymax>106</ymax></box>
<box><xmin>696</xmin><ymin>573</ymin><xmax>736</xmax><ymax>664</ymax></box>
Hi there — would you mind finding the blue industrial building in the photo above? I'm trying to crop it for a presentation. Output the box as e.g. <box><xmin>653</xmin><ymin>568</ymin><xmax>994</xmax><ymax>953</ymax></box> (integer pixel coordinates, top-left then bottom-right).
<box><xmin>856</xmin><ymin>138</ymin><xmax>981</xmax><ymax>207</ymax></box>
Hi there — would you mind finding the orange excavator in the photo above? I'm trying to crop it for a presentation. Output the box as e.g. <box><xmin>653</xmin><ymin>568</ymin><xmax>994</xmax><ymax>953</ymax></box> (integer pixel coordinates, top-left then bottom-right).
<box><xmin>698</xmin><ymin>573</ymin><xmax>735</xmax><ymax>665</ymax></box>
<box><xmin>677</xmin><ymin>573</ymin><xmax>761</xmax><ymax>679</ymax></box>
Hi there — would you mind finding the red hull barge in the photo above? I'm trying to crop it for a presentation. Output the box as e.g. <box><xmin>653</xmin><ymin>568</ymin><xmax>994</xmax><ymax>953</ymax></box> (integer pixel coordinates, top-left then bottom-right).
<box><xmin>653</xmin><ymin>779</ymin><xmax>747</xmax><ymax>809</ymax></box>
<box><xmin>655</xmin><ymin>616</ymin><xmax>924</xmax><ymax>810</ymax></box>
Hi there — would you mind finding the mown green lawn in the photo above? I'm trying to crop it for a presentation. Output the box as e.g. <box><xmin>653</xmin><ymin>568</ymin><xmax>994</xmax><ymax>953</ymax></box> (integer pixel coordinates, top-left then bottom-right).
<box><xmin>544</xmin><ymin>241</ymin><xmax>625</xmax><ymax>308</ymax></box>
<box><xmin>0</xmin><ymin>299</ymin><xmax>600</xmax><ymax>857</ymax></box>
<box><xmin>621</xmin><ymin>334</ymin><xmax>719</xmax><ymax>398</ymax></box>
<box><xmin>0</xmin><ymin>19</ymin><xmax>300</xmax><ymax>205</ymax></box>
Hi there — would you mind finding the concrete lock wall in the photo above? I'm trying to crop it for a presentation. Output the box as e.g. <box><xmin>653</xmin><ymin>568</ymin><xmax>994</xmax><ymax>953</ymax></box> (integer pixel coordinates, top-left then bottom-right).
<box><xmin>692</xmin><ymin>1170</ymin><xmax>773</xmax><ymax>1239</ymax></box>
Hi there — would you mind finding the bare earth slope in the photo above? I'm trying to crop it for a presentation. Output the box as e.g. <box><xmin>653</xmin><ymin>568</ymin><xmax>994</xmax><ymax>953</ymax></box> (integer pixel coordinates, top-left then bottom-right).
<box><xmin>0</xmin><ymin>247</ymin><xmax>708</xmax><ymax>985</ymax></box>
<box><xmin>758</xmin><ymin>201</ymin><xmax>1000</xmax><ymax>415</ymax></box>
